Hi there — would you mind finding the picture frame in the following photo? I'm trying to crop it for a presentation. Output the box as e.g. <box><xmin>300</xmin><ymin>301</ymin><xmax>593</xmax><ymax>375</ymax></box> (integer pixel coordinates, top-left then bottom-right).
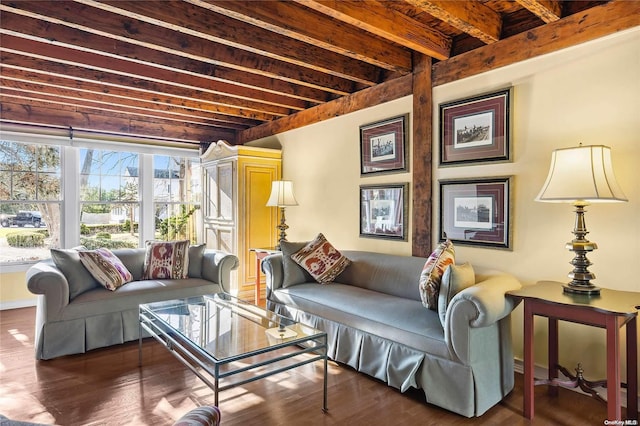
<box><xmin>360</xmin><ymin>114</ymin><xmax>408</xmax><ymax>175</ymax></box>
<box><xmin>360</xmin><ymin>183</ymin><xmax>408</xmax><ymax>240</ymax></box>
<box><xmin>439</xmin><ymin>88</ymin><xmax>512</xmax><ymax>166</ymax></box>
<box><xmin>439</xmin><ymin>177</ymin><xmax>512</xmax><ymax>249</ymax></box>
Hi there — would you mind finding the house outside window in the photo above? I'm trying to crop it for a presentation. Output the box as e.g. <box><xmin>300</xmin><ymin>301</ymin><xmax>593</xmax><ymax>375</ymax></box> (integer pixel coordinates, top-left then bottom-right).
<box><xmin>79</xmin><ymin>149</ymin><xmax>140</xmax><ymax>249</ymax></box>
<box><xmin>153</xmin><ymin>155</ymin><xmax>201</xmax><ymax>243</ymax></box>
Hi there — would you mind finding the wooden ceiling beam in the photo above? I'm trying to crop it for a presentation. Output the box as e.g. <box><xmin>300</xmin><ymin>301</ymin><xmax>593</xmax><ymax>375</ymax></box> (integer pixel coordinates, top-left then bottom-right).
<box><xmin>189</xmin><ymin>0</ymin><xmax>412</xmax><ymax>71</ymax></box>
<box><xmin>237</xmin><ymin>74</ymin><xmax>413</xmax><ymax>144</ymax></box>
<box><xmin>295</xmin><ymin>0</ymin><xmax>451</xmax><ymax>60</ymax></box>
<box><xmin>515</xmin><ymin>0</ymin><xmax>562</xmax><ymax>23</ymax></box>
<box><xmin>0</xmin><ymin>76</ymin><xmax>261</xmax><ymax>130</ymax></box>
<box><xmin>432</xmin><ymin>1</ymin><xmax>640</xmax><ymax>86</ymax></box>
<box><xmin>0</xmin><ymin>1</ymin><xmax>362</xmax><ymax>94</ymax></box>
<box><xmin>0</xmin><ymin>98</ymin><xmax>235</xmax><ymax>143</ymax></box>
<box><xmin>75</xmin><ymin>0</ymin><xmax>389</xmax><ymax>83</ymax></box>
<box><xmin>403</xmin><ymin>0</ymin><xmax>502</xmax><ymax>44</ymax></box>
<box><xmin>0</xmin><ymin>36</ymin><xmax>295</xmax><ymax>119</ymax></box>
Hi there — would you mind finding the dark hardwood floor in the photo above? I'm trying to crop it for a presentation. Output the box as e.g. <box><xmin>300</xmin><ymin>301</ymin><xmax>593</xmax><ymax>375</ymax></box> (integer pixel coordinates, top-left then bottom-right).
<box><xmin>0</xmin><ymin>307</ymin><xmax>622</xmax><ymax>425</ymax></box>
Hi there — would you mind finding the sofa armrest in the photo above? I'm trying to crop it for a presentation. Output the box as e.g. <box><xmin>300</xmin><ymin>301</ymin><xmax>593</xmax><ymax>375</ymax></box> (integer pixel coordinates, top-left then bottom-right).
<box><xmin>445</xmin><ymin>272</ymin><xmax>521</xmax><ymax>363</ymax></box>
<box><xmin>201</xmin><ymin>250</ymin><xmax>239</xmax><ymax>294</ymax></box>
<box><xmin>26</xmin><ymin>261</ymin><xmax>70</xmax><ymax>320</ymax></box>
<box><xmin>261</xmin><ymin>253</ymin><xmax>284</xmax><ymax>298</ymax></box>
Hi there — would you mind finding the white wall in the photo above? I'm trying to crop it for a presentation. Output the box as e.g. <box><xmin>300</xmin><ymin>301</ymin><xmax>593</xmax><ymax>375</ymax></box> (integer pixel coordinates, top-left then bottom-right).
<box><xmin>251</xmin><ymin>28</ymin><xmax>640</xmax><ymax>379</ymax></box>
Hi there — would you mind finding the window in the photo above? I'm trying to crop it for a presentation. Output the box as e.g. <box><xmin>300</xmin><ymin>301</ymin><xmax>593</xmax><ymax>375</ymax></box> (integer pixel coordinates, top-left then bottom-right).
<box><xmin>153</xmin><ymin>155</ymin><xmax>201</xmax><ymax>243</ymax></box>
<box><xmin>79</xmin><ymin>149</ymin><xmax>140</xmax><ymax>250</ymax></box>
<box><xmin>0</xmin><ymin>141</ymin><xmax>61</xmax><ymax>264</ymax></box>
<box><xmin>0</xmin><ymin>136</ymin><xmax>202</xmax><ymax>267</ymax></box>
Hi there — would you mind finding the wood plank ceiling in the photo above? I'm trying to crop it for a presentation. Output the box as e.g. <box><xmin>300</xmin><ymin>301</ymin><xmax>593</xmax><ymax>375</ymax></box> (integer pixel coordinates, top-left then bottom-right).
<box><xmin>0</xmin><ymin>0</ymin><xmax>633</xmax><ymax>147</ymax></box>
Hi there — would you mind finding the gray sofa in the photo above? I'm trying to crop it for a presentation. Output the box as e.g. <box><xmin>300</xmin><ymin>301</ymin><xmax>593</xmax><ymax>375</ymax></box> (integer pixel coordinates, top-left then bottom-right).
<box><xmin>26</xmin><ymin>247</ymin><xmax>238</xmax><ymax>360</ymax></box>
<box><xmin>263</xmin><ymin>249</ymin><xmax>522</xmax><ymax>418</ymax></box>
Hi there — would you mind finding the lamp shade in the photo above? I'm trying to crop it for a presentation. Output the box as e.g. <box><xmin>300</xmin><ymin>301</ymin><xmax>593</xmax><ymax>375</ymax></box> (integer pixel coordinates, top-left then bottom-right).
<box><xmin>266</xmin><ymin>180</ymin><xmax>299</xmax><ymax>207</ymax></box>
<box><xmin>535</xmin><ymin>145</ymin><xmax>627</xmax><ymax>204</ymax></box>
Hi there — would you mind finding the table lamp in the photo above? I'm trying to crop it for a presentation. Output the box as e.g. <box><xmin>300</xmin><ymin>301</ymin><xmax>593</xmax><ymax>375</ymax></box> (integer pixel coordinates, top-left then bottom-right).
<box><xmin>266</xmin><ymin>180</ymin><xmax>298</xmax><ymax>249</ymax></box>
<box><xmin>535</xmin><ymin>144</ymin><xmax>627</xmax><ymax>295</ymax></box>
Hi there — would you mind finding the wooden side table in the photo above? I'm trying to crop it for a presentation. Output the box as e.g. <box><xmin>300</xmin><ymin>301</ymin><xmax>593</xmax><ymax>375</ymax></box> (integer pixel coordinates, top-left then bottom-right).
<box><xmin>508</xmin><ymin>281</ymin><xmax>639</xmax><ymax>421</ymax></box>
<box><xmin>249</xmin><ymin>248</ymin><xmax>280</xmax><ymax>305</ymax></box>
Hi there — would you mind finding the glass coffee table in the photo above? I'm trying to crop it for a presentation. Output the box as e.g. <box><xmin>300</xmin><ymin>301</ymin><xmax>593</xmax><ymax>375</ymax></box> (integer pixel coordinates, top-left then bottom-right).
<box><xmin>138</xmin><ymin>293</ymin><xmax>328</xmax><ymax>410</ymax></box>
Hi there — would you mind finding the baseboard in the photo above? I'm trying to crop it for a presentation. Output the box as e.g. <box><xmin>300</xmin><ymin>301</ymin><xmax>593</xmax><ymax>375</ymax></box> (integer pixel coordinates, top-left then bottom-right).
<box><xmin>0</xmin><ymin>298</ymin><xmax>37</xmax><ymax>311</ymax></box>
<box><xmin>513</xmin><ymin>358</ymin><xmax>640</xmax><ymax>410</ymax></box>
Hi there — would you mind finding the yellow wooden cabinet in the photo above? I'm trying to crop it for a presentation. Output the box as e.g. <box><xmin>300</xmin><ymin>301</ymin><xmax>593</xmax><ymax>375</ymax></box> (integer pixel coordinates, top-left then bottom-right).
<box><xmin>201</xmin><ymin>140</ymin><xmax>281</xmax><ymax>301</ymax></box>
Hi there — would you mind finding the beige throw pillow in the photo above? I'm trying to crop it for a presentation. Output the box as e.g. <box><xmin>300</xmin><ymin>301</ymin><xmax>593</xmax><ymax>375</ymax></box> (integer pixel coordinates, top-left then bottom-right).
<box><xmin>438</xmin><ymin>262</ymin><xmax>476</xmax><ymax>327</ymax></box>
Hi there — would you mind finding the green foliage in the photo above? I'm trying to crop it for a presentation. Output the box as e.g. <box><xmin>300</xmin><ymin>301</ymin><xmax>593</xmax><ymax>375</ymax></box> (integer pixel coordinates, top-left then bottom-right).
<box><xmin>121</xmin><ymin>219</ymin><xmax>138</xmax><ymax>233</ymax></box>
<box><xmin>80</xmin><ymin>223</ymin><xmax>91</xmax><ymax>235</ymax></box>
<box><xmin>158</xmin><ymin>206</ymin><xmax>198</xmax><ymax>241</ymax></box>
<box><xmin>96</xmin><ymin>232</ymin><xmax>111</xmax><ymax>239</ymax></box>
<box><xmin>6</xmin><ymin>232</ymin><xmax>45</xmax><ymax>248</ymax></box>
<box><xmin>80</xmin><ymin>237</ymin><xmax>137</xmax><ymax>250</ymax></box>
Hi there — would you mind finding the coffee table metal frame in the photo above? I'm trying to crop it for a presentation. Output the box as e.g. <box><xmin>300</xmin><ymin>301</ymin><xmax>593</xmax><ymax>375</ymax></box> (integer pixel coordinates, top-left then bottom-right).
<box><xmin>138</xmin><ymin>293</ymin><xmax>328</xmax><ymax>410</ymax></box>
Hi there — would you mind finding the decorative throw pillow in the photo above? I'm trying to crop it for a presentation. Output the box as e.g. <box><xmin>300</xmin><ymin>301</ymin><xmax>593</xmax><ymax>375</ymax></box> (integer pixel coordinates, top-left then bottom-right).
<box><xmin>143</xmin><ymin>240</ymin><xmax>190</xmax><ymax>279</ymax></box>
<box><xmin>438</xmin><ymin>263</ymin><xmax>475</xmax><ymax>327</ymax></box>
<box><xmin>280</xmin><ymin>240</ymin><xmax>314</xmax><ymax>288</ymax></box>
<box><xmin>418</xmin><ymin>239</ymin><xmax>455</xmax><ymax>310</ymax></box>
<box><xmin>78</xmin><ymin>248</ymin><xmax>133</xmax><ymax>291</ymax></box>
<box><xmin>50</xmin><ymin>247</ymin><xmax>101</xmax><ymax>300</ymax></box>
<box><xmin>291</xmin><ymin>233</ymin><xmax>351</xmax><ymax>284</ymax></box>
<box><xmin>188</xmin><ymin>244</ymin><xmax>206</xmax><ymax>278</ymax></box>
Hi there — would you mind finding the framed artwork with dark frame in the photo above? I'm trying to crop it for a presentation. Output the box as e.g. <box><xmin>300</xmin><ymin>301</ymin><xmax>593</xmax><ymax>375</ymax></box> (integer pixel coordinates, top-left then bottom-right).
<box><xmin>360</xmin><ymin>183</ymin><xmax>408</xmax><ymax>240</ymax></box>
<box><xmin>439</xmin><ymin>88</ymin><xmax>512</xmax><ymax>166</ymax></box>
<box><xmin>439</xmin><ymin>176</ymin><xmax>513</xmax><ymax>249</ymax></box>
<box><xmin>360</xmin><ymin>114</ymin><xmax>408</xmax><ymax>175</ymax></box>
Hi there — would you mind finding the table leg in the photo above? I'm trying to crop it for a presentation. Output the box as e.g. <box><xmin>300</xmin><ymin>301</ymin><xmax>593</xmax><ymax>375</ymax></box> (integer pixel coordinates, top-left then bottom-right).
<box><xmin>255</xmin><ymin>254</ymin><xmax>261</xmax><ymax>304</ymax></box>
<box><xmin>605</xmin><ymin>315</ymin><xmax>622</xmax><ymax>421</ymax></box>
<box><xmin>626</xmin><ymin>316</ymin><xmax>638</xmax><ymax>421</ymax></box>
<box><xmin>548</xmin><ymin>317</ymin><xmax>559</xmax><ymax>397</ymax></box>
<box><xmin>524</xmin><ymin>301</ymin><xmax>535</xmax><ymax>419</ymax></box>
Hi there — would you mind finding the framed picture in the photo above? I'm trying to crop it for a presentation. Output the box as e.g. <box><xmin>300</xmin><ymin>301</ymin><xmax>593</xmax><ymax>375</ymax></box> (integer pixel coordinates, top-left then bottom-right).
<box><xmin>360</xmin><ymin>183</ymin><xmax>408</xmax><ymax>240</ymax></box>
<box><xmin>360</xmin><ymin>114</ymin><xmax>408</xmax><ymax>175</ymax></box>
<box><xmin>439</xmin><ymin>88</ymin><xmax>512</xmax><ymax>166</ymax></box>
<box><xmin>439</xmin><ymin>177</ymin><xmax>512</xmax><ymax>249</ymax></box>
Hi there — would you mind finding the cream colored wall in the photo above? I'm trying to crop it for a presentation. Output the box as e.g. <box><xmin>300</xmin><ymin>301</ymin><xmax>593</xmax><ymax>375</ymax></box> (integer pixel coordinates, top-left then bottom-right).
<box><xmin>251</xmin><ymin>28</ymin><xmax>640</xmax><ymax>379</ymax></box>
<box><xmin>0</xmin><ymin>271</ymin><xmax>34</xmax><ymax>310</ymax></box>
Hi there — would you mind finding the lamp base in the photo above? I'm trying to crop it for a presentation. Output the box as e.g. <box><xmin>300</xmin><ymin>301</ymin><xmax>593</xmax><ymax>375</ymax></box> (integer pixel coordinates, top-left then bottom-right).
<box><xmin>563</xmin><ymin>203</ymin><xmax>600</xmax><ymax>296</ymax></box>
<box><xmin>563</xmin><ymin>283</ymin><xmax>600</xmax><ymax>296</ymax></box>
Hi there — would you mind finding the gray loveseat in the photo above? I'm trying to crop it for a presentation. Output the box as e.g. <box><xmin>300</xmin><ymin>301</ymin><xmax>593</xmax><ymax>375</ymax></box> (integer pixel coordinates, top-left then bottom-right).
<box><xmin>263</xmin><ymin>249</ymin><xmax>521</xmax><ymax>417</ymax></box>
<box><xmin>26</xmin><ymin>247</ymin><xmax>238</xmax><ymax>360</ymax></box>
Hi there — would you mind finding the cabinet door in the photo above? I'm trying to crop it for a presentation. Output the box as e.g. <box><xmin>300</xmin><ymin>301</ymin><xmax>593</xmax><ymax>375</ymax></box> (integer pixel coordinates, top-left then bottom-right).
<box><xmin>203</xmin><ymin>161</ymin><xmax>237</xmax><ymax>254</ymax></box>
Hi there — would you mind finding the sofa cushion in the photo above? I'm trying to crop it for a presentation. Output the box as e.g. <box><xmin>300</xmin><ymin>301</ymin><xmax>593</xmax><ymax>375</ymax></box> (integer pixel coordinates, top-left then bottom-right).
<box><xmin>280</xmin><ymin>240</ymin><xmax>314</xmax><ymax>288</ymax></box>
<box><xmin>271</xmin><ymin>284</ymin><xmax>448</xmax><ymax>358</ymax></box>
<box><xmin>188</xmin><ymin>244</ymin><xmax>206</xmax><ymax>278</ymax></box>
<box><xmin>418</xmin><ymin>240</ymin><xmax>455</xmax><ymax>310</ymax></box>
<box><xmin>143</xmin><ymin>240</ymin><xmax>190</xmax><ymax>279</ymax></box>
<box><xmin>291</xmin><ymin>233</ymin><xmax>351</xmax><ymax>284</ymax></box>
<box><xmin>78</xmin><ymin>248</ymin><xmax>133</xmax><ymax>291</ymax></box>
<box><xmin>50</xmin><ymin>248</ymin><xmax>100</xmax><ymax>300</ymax></box>
<box><xmin>438</xmin><ymin>263</ymin><xmax>475</xmax><ymax>327</ymax></box>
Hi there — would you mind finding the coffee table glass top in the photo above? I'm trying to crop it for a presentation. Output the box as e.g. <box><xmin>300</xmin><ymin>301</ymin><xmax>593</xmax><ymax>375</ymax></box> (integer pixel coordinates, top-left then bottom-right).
<box><xmin>140</xmin><ymin>293</ymin><xmax>324</xmax><ymax>361</ymax></box>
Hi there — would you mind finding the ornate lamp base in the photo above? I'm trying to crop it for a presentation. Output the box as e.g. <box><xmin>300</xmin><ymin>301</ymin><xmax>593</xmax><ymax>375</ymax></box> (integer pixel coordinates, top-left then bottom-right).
<box><xmin>564</xmin><ymin>203</ymin><xmax>600</xmax><ymax>296</ymax></box>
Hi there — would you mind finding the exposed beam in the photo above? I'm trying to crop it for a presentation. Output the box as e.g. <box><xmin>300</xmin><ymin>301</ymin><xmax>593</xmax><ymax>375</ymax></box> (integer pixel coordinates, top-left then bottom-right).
<box><xmin>516</xmin><ymin>0</ymin><xmax>562</xmax><ymax>23</ymax></box>
<box><xmin>77</xmin><ymin>0</ymin><xmax>388</xmax><ymax>84</ymax></box>
<box><xmin>0</xmin><ymin>98</ymin><xmax>235</xmax><ymax>143</ymax></box>
<box><xmin>188</xmin><ymin>0</ymin><xmax>412</xmax><ymax>72</ymax></box>
<box><xmin>237</xmin><ymin>74</ymin><xmax>413</xmax><ymax>144</ymax></box>
<box><xmin>1</xmin><ymin>0</ymin><xmax>361</xmax><ymax>94</ymax></box>
<box><xmin>0</xmin><ymin>36</ymin><xmax>292</xmax><ymax>119</ymax></box>
<box><xmin>404</xmin><ymin>0</ymin><xmax>502</xmax><ymax>44</ymax></box>
<box><xmin>411</xmin><ymin>53</ymin><xmax>432</xmax><ymax>258</ymax></box>
<box><xmin>295</xmin><ymin>0</ymin><xmax>451</xmax><ymax>60</ymax></box>
<box><xmin>432</xmin><ymin>1</ymin><xmax>640</xmax><ymax>87</ymax></box>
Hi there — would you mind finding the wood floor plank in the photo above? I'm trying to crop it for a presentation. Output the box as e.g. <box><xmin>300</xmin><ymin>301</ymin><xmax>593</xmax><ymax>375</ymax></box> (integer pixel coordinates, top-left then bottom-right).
<box><xmin>0</xmin><ymin>307</ymin><xmax>627</xmax><ymax>425</ymax></box>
